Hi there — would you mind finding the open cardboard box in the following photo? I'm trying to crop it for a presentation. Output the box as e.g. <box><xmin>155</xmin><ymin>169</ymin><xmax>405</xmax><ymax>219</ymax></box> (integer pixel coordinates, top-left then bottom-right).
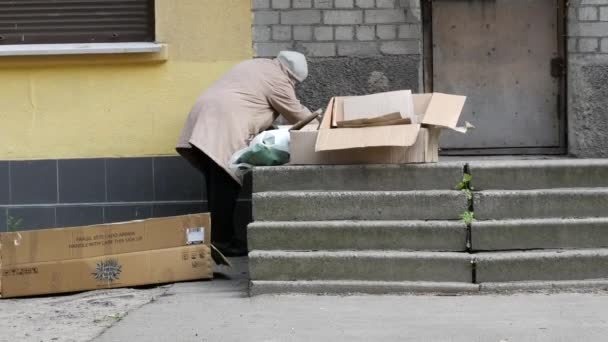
<box><xmin>289</xmin><ymin>92</ymin><xmax>467</xmax><ymax>165</ymax></box>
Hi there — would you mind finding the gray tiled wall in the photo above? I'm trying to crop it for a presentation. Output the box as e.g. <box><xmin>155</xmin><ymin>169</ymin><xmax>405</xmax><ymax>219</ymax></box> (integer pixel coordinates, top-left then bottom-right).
<box><xmin>58</xmin><ymin>159</ymin><xmax>106</xmax><ymax>203</ymax></box>
<box><xmin>11</xmin><ymin>160</ymin><xmax>58</xmax><ymax>204</ymax></box>
<box><xmin>0</xmin><ymin>161</ymin><xmax>9</xmax><ymax>205</ymax></box>
<box><xmin>0</xmin><ymin>156</ymin><xmax>252</xmax><ymax>234</ymax></box>
<box><xmin>56</xmin><ymin>205</ymin><xmax>105</xmax><ymax>227</ymax></box>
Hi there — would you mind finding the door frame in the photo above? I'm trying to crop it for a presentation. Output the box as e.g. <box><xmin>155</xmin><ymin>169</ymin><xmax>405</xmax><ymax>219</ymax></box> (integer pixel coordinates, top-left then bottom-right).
<box><xmin>421</xmin><ymin>0</ymin><xmax>568</xmax><ymax>155</ymax></box>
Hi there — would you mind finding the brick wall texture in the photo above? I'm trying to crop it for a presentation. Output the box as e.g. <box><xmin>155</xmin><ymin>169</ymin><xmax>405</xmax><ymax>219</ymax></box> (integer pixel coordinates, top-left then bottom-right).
<box><xmin>252</xmin><ymin>0</ymin><xmax>421</xmax><ymax>57</ymax></box>
<box><xmin>568</xmin><ymin>0</ymin><xmax>608</xmax><ymax>54</ymax></box>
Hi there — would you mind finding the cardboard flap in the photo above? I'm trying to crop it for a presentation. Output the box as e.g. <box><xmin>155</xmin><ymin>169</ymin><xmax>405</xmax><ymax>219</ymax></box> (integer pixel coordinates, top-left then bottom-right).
<box><xmin>342</xmin><ymin>90</ymin><xmax>415</xmax><ymax>122</ymax></box>
<box><xmin>412</xmin><ymin>93</ymin><xmax>433</xmax><ymax>121</ymax></box>
<box><xmin>330</xmin><ymin>97</ymin><xmax>342</xmax><ymax>127</ymax></box>
<box><xmin>421</xmin><ymin>93</ymin><xmax>466</xmax><ymax>130</ymax></box>
<box><xmin>316</xmin><ymin>95</ymin><xmax>422</xmax><ymax>152</ymax></box>
<box><xmin>324</xmin><ymin>97</ymin><xmax>336</xmax><ymax>129</ymax></box>
<box><xmin>211</xmin><ymin>245</ymin><xmax>232</xmax><ymax>267</ymax></box>
<box><xmin>316</xmin><ymin>124</ymin><xmax>421</xmax><ymax>151</ymax></box>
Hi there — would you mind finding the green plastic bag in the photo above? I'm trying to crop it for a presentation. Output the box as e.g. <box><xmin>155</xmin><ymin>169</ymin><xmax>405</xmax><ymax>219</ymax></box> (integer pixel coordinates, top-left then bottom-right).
<box><xmin>229</xmin><ymin>128</ymin><xmax>290</xmax><ymax>178</ymax></box>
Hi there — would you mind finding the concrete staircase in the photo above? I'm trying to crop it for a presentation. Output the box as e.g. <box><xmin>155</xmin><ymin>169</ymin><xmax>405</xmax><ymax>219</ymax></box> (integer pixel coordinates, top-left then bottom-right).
<box><xmin>248</xmin><ymin>159</ymin><xmax>608</xmax><ymax>295</ymax></box>
<box><xmin>470</xmin><ymin>159</ymin><xmax>608</xmax><ymax>292</ymax></box>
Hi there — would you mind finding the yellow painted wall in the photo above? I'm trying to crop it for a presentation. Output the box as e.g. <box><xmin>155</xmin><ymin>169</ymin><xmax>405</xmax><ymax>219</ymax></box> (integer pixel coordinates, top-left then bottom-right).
<box><xmin>0</xmin><ymin>0</ymin><xmax>252</xmax><ymax>160</ymax></box>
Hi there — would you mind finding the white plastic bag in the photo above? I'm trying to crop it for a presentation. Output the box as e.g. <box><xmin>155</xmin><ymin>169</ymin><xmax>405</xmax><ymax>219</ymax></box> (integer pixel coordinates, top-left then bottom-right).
<box><xmin>229</xmin><ymin>128</ymin><xmax>291</xmax><ymax>179</ymax></box>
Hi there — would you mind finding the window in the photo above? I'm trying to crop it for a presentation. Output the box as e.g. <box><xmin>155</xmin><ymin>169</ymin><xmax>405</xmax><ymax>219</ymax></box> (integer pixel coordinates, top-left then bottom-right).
<box><xmin>0</xmin><ymin>0</ymin><xmax>155</xmax><ymax>45</ymax></box>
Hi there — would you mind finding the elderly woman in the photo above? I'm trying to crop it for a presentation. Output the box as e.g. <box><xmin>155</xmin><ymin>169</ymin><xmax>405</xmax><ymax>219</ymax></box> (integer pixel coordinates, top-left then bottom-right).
<box><xmin>176</xmin><ymin>51</ymin><xmax>312</xmax><ymax>256</ymax></box>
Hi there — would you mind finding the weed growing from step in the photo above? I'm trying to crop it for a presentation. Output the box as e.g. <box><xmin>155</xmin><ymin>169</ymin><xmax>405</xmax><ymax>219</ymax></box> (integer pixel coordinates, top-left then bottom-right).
<box><xmin>459</xmin><ymin>211</ymin><xmax>475</xmax><ymax>225</ymax></box>
<box><xmin>456</xmin><ymin>172</ymin><xmax>475</xmax><ymax>223</ymax></box>
<box><xmin>456</xmin><ymin>169</ymin><xmax>475</xmax><ymax>250</ymax></box>
<box><xmin>455</xmin><ymin>172</ymin><xmax>473</xmax><ymax>201</ymax></box>
<box><xmin>6</xmin><ymin>214</ymin><xmax>22</xmax><ymax>232</ymax></box>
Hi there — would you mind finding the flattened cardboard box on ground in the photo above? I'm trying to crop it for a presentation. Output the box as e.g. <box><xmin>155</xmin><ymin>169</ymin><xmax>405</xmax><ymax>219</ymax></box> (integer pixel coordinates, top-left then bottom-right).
<box><xmin>0</xmin><ymin>245</ymin><xmax>212</xmax><ymax>298</ymax></box>
<box><xmin>0</xmin><ymin>214</ymin><xmax>214</xmax><ymax>298</ymax></box>
<box><xmin>289</xmin><ymin>92</ymin><xmax>467</xmax><ymax>165</ymax></box>
<box><xmin>0</xmin><ymin>214</ymin><xmax>211</xmax><ymax>266</ymax></box>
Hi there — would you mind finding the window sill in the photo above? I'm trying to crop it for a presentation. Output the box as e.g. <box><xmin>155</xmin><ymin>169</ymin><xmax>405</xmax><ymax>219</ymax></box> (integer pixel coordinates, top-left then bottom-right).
<box><xmin>0</xmin><ymin>42</ymin><xmax>168</xmax><ymax>67</ymax></box>
<box><xmin>0</xmin><ymin>42</ymin><xmax>163</xmax><ymax>56</ymax></box>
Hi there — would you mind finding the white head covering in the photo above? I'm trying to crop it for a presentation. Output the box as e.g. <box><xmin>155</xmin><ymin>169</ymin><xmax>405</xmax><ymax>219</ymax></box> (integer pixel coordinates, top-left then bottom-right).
<box><xmin>277</xmin><ymin>51</ymin><xmax>308</xmax><ymax>82</ymax></box>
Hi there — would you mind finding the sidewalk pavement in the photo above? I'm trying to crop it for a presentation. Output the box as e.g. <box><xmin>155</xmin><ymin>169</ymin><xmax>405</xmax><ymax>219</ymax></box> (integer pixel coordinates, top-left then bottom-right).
<box><xmin>94</xmin><ymin>257</ymin><xmax>608</xmax><ymax>342</ymax></box>
<box><xmin>0</xmin><ymin>285</ymin><xmax>166</xmax><ymax>342</ymax></box>
<box><xmin>2</xmin><ymin>257</ymin><xmax>608</xmax><ymax>342</ymax></box>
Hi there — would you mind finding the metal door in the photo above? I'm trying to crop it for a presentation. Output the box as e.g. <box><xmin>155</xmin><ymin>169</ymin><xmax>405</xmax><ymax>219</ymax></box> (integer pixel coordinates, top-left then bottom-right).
<box><xmin>429</xmin><ymin>0</ymin><xmax>565</xmax><ymax>153</ymax></box>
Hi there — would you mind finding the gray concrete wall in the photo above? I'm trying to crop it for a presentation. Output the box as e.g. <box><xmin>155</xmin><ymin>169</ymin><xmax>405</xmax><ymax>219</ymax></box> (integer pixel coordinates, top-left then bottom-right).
<box><xmin>568</xmin><ymin>0</ymin><xmax>608</xmax><ymax>157</ymax></box>
<box><xmin>251</xmin><ymin>0</ymin><xmax>422</xmax><ymax>110</ymax></box>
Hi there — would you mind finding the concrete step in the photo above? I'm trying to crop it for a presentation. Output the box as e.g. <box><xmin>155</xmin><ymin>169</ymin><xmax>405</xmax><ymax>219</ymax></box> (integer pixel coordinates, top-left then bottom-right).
<box><xmin>248</xmin><ymin>220</ymin><xmax>467</xmax><ymax>251</ymax></box>
<box><xmin>250</xmin><ymin>280</ymin><xmax>480</xmax><ymax>296</ymax></box>
<box><xmin>479</xmin><ymin>279</ymin><xmax>608</xmax><ymax>293</ymax></box>
<box><xmin>469</xmin><ymin>159</ymin><xmax>608</xmax><ymax>190</ymax></box>
<box><xmin>249</xmin><ymin>250</ymin><xmax>472</xmax><ymax>282</ymax></box>
<box><xmin>473</xmin><ymin>188</ymin><xmax>608</xmax><ymax>220</ymax></box>
<box><xmin>472</xmin><ymin>218</ymin><xmax>608</xmax><ymax>251</ymax></box>
<box><xmin>253</xmin><ymin>163</ymin><xmax>465</xmax><ymax>192</ymax></box>
<box><xmin>253</xmin><ymin>191</ymin><xmax>468</xmax><ymax>221</ymax></box>
<box><xmin>474</xmin><ymin>249</ymin><xmax>608</xmax><ymax>283</ymax></box>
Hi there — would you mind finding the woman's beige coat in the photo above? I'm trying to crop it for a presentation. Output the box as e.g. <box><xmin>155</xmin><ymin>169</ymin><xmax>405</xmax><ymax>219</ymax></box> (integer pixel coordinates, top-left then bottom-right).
<box><xmin>176</xmin><ymin>58</ymin><xmax>311</xmax><ymax>184</ymax></box>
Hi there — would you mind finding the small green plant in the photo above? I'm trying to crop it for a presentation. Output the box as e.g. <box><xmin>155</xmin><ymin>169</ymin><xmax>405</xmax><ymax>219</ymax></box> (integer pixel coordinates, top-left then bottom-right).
<box><xmin>108</xmin><ymin>313</ymin><xmax>123</xmax><ymax>321</ymax></box>
<box><xmin>6</xmin><ymin>214</ymin><xmax>22</xmax><ymax>232</ymax></box>
<box><xmin>455</xmin><ymin>173</ymin><xmax>473</xmax><ymax>191</ymax></box>
<box><xmin>456</xmin><ymin>173</ymin><xmax>475</xmax><ymax>225</ymax></box>
<box><xmin>459</xmin><ymin>211</ymin><xmax>475</xmax><ymax>225</ymax></box>
<box><xmin>461</xmin><ymin>188</ymin><xmax>472</xmax><ymax>201</ymax></box>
